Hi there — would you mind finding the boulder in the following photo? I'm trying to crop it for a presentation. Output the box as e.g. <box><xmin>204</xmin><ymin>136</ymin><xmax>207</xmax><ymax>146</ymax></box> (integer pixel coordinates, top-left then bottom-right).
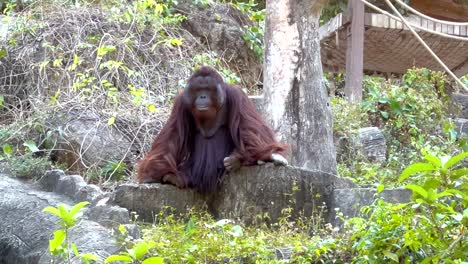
<box><xmin>55</xmin><ymin>175</ymin><xmax>87</xmax><ymax>199</ymax></box>
<box><xmin>455</xmin><ymin>118</ymin><xmax>468</xmax><ymax>137</ymax></box>
<box><xmin>110</xmin><ymin>183</ymin><xmax>210</xmax><ymax>222</ymax></box>
<box><xmin>353</xmin><ymin>127</ymin><xmax>387</xmax><ymax>162</ymax></box>
<box><xmin>0</xmin><ymin>173</ymin><xmax>119</xmax><ymax>264</ymax></box>
<box><xmin>335</xmin><ymin>127</ymin><xmax>387</xmax><ymax>163</ymax></box>
<box><xmin>38</xmin><ymin>169</ymin><xmax>65</xmax><ymax>192</ymax></box>
<box><xmin>214</xmin><ymin>164</ymin><xmax>355</xmax><ymax>224</ymax></box>
<box><xmin>45</xmin><ymin>111</ymin><xmax>136</xmax><ymax>174</ymax></box>
<box><xmin>330</xmin><ymin>187</ymin><xmax>412</xmax><ymax>226</ymax></box>
<box><xmin>111</xmin><ymin>164</ymin><xmax>356</xmax><ymax>224</ymax></box>
<box><xmin>452</xmin><ymin>93</ymin><xmax>468</xmax><ymax>119</ymax></box>
<box><xmin>86</xmin><ymin>205</ymin><xmax>130</xmax><ymax>228</ymax></box>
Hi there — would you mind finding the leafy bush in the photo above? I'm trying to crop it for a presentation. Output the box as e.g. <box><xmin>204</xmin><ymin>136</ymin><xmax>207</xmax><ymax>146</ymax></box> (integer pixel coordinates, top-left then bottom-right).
<box><xmin>332</xmin><ymin>97</ymin><xmax>370</xmax><ymax>134</ymax></box>
<box><xmin>230</xmin><ymin>0</ymin><xmax>265</xmax><ymax>60</ymax></box>
<box><xmin>136</xmin><ymin>210</ymin><xmax>348</xmax><ymax>263</ymax></box>
<box><xmin>347</xmin><ymin>153</ymin><xmax>467</xmax><ymax>263</ymax></box>
<box><xmin>333</xmin><ymin>68</ymin><xmax>459</xmax><ymax>185</ymax></box>
<box><xmin>362</xmin><ymin>68</ymin><xmax>447</xmax><ymax>144</ymax></box>
<box><xmin>10</xmin><ymin>153</ymin><xmax>52</xmax><ymax>179</ymax></box>
<box><xmin>43</xmin><ymin>202</ymin><xmax>100</xmax><ymax>264</ymax></box>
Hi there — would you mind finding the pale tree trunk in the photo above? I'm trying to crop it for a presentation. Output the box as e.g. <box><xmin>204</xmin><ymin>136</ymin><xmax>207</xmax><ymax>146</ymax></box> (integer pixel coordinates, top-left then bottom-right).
<box><xmin>263</xmin><ymin>0</ymin><xmax>337</xmax><ymax>174</ymax></box>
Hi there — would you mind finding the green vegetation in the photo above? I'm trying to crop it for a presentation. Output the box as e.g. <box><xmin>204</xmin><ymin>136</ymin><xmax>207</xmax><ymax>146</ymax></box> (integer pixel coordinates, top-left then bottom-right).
<box><xmin>333</xmin><ymin>68</ymin><xmax>465</xmax><ymax>186</ymax></box>
<box><xmin>0</xmin><ymin>117</ymin><xmax>55</xmax><ymax>179</ymax></box>
<box><xmin>122</xmin><ymin>153</ymin><xmax>465</xmax><ymax>263</ymax></box>
<box><xmin>43</xmin><ymin>202</ymin><xmax>99</xmax><ymax>264</ymax></box>
<box><xmin>51</xmin><ymin>152</ymin><xmax>467</xmax><ymax>263</ymax></box>
<box><xmin>230</xmin><ymin>0</ymin><xmax>266</xmax><ymax>60</ymax></box>
<box><xmin>348</xmin><ymin>152</ymin><xmax>467</xmax><ymax>263</ymax></box>
<box><xmin>1</xmin><ymin>0</ymin><xmax>467</xmax><ymax>263</ymax></box>
<box><xmin>0</xmin><ymin>0</ymin><xmax>260</xmax><ymax>182</ymax></box>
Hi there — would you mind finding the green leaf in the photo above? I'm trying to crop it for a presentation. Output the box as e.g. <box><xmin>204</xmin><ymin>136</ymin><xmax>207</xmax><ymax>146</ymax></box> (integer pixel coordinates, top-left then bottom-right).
<box><xmin>69</xmin><ymin>201</ymin><xmax>89</xmax><ymax>218</ymax></box>
<box><xmin>49</xmin><ymin>230</ymin><xmax>66</xmax><ymax>253</ymax></box>
<box><xmin>170</xmin><ymin>38</ymin><xmax>183</xmax><ymax>46</ymax></box>
<box><xmin>147</xmin><ymin>104</ymin><xmax>156</xmax><ymax>113</ymax></box>
<box><xmin>118</xmin><ymin>224</ymin><xmax>127</xmax><ymax>235</ymax></box>
<box><xmin>155</xmin><ymin>3</ymin><xmax>164</xmax><ymax>14</ymax></box>
<box><xmin>23</xmin><ymin>140</ymin><xmax>40</xmax><ymax>153</ymax></box>
<box><xmin>380</xmin><ymin>111</ymin><xmax>389</xmax><ymax>119</ymax></box>
<box><xmin>0</xmin><ymin>47</ymin><xmax>7</xmax><ymax>59</ymax></box>
<box><xmin>399</xmin><ymin>163</ymin><xmax>436</xmax><ymax>182</ymax></box>
<box><xmin>0</xmin><ymin>95</ymin><xmax>4</xmax><ymax>107</ymax></box>
<box><xmin>377</xmin><ymin>184</ymin><xmax>385</xmax><ymax>193</ymax></box>
<box><xmin>434</xmin><ymin>191</ymin><xmax>453</xmax><ymax>200</ymax></box>
<box><xmin>444</xmin><ymin>152</ymin><xmax>468</xmax><ymax>170</ymax></box>
<box><xmin>81</xmin><ymin>253</ymin><xmax>99</xmax><ymax>261</ymax></box>
<box><xmin>142</xmin><ymin>257</ymin><xmax>164</xmax><ymax>264</ymax></box>
<box><xmin>2</xmin><ymin>144</ymin><xmax>12</xmax><ymax>158</ymax></box>
<box><xmin>424</xmin><ymin>154</ymin><xmax>441</xmax><ymax>168</ymax></box>
<box><xmin>133</xmin><ymin>242</ymin><xmax>150</xmax><ymax>260</ymax></box>
<box><xmin>97</xmin><ymin>45</ymin><xmax>117</xmax><ymax>57</ymax></box>
<box><xmin>107</xmin><ymin>116</ymin><xmax>116</xmax><ymax>126</ymax></box>
<box><xmin>426</xmin><ymin>189</ymin><xmax>436</xmax><ymax>202</ymax></box>
<box><xmin>71</xmin><ymin>243</ymin><xmax>79</xmax><ymax>256</ymax></box>
<box><xmin>389</xmin><ymin>99</ymin><xmax>402</xmax><ymax>114</ymax></box>
<box><xmin>58</xmin><ymin>204</ymin><xmax>74</xmax><ymax>228</ymax></box>
<box><xmin>383</xmin><ymin>250</ymin><xmax>399</xmax><ymax>262</ymax></box>
<box><xmin>185</xmin><ymin>217</ymin><xmax>196</xmax><ymax>235</ymax></box>
<box><xmin>73</xmin><ymin>53</ymin><xmax>79</xmax><ymax>65</ymax></box>
<box><xmin>450</xmin><ymin>168</ymin><xmax>468</xmax><ymax>180</ymax></box>
<box><xmin>406</xmin><ymin>184</ymin><xmax>428</xmax><ymax>199</ymax></box>
<box><xmin>446</xmin><ymin>189</ymin><xmax>467</xmax><ymax>200</ymax></box>
<box><xmin>105</xmin><ymin>255</ymin><xmax>132</xmax><ymax>263</ymax></box>
<box><xmin>423</xmin><ymin>178</ymin><xmax>441</xmax><ymax>189</ymax></box>
<box><xmin>43</xmin><ymin>206</ymin><xmax>62</xmax><ymax>218</ymax></box>
<box><xmin>231</xmin><ymin>225</ymin><xmax>243</xmax><ymax>237</ymax></box>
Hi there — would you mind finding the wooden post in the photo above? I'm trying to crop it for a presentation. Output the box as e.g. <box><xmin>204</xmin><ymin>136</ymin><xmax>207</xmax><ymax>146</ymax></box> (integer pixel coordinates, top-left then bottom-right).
<box><xmin>345</xmin><ymin>0</ymin><xmax>364</xmax><ymax>103</ymax></box>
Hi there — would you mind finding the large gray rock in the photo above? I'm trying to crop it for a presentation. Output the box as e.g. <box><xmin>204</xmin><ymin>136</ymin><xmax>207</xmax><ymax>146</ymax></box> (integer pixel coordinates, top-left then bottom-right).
<box><xmin>46</xmin><ymin>111</ymin><xmax>136</xmax><ymax>173</ymax></box>
<box><xmin>330</xmin><ymin>188</ymin><xmax>412</xmax><ymax>226</ymax></box>
<box><xmin>110</xmin><ymin>183</ymin><xmax>210</xmax><ymax>222</ymax></box>
<box><xmin>111</xmin><ymin>165</ymin><xmax>355</xmax><ymax>224</ymax></box>
<box><xmin>55</xmin><ymin>175</ymin><xmax>87</xmax><ymax>199</ymax></box>
<box><xmin>353</xmin><ymin>127</ymin><xmax>387</xmax><ymax>162</ymax></box>
<box><xmin>76</xmin><ymin>184</ymin><xmax>104</xmax><ymax>203</ymax></box>
<box><xmin>455</xmin><ymin>118</ymin><xmax>468</xmax><ymax>137</ymax></box>
<box><xmin>335</xmin><ymin>127</ymin><xmax>387</xmax><ymax>163</ymax></box>
<box><xmin>86</xmin><ymin>205</ymin><xmax>130</xmax><ymax>228</ymax></box>
<box><xmin>452</xmin><ymin>93</ymin><xmax>468</xmax><ymax>119</ymax></box>
<box><xmin>0</xmin><ymin>174</ymin><xmax>119</xmax><ymax>264</ymax></box>
<box><xmin>38</xmin><ymin>169</ymin><xmax>65</xmax><ymax>192</ymax></box>
<box><xmin>214</xmin><ymin>164</ymin><xmax>355</xmax><ymax>224</ymax></box>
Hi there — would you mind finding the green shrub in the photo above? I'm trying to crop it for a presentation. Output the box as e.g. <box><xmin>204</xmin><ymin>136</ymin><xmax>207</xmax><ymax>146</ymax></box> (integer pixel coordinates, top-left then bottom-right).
<box><xmin>10</xmin><ymin>153</ymin><xmax>52</xmax><ymax>179</ymax></box>
<box><xmin>43</xmin><ymin>202</ymin><xmax>99</xmax><ymax>264</ymax></box>
<box><xmin>137</xmin><ymin>210</ymin><xmax>347</xmax><ymax>263</ymax></box>
<box><xmin>347</xmin><ymin>153</ymin><xmax>467</xmax><ymax>263</ymax></box>
<box><xmin>333</xmin><ymin>68</ymin><xmax>459</xmax><ymax>185</ymax></box>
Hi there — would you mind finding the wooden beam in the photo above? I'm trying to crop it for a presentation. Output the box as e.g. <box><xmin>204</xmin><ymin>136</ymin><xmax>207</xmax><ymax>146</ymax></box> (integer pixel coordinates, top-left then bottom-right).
<box><xmin>345</xmin><ymin>0</ymin><xmax>364</xmax><ymax>103</ymax></box>
<box><xmin>410</xmin><ymin>0</ymin><xmax>468</xmax><ymax>22</ymax></box>
<box><xmin>453</xmin><ymin>57</ymin><xmax>468</xmax><ymax>77</ymax></box>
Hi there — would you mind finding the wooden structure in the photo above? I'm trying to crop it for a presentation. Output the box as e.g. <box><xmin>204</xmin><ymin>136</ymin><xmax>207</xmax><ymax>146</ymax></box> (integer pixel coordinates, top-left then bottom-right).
<box><xmin>320</xmin><ymin>0</ymin><xmax>468</xmax><ymax>102</ymax></box>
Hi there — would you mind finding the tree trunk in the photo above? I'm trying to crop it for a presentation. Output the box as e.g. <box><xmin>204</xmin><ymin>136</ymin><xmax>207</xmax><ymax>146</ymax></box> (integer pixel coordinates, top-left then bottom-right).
<box><xmin>263</xmin><ymin>0</ymin><xmax>337</xmax><ymax>174</ymax></box>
